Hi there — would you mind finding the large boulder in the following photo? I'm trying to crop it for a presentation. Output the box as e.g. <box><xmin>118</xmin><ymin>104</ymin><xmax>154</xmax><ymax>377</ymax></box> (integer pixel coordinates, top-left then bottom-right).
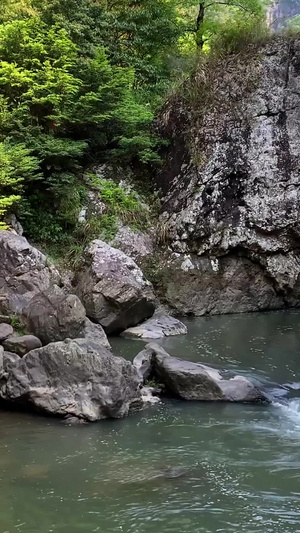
<box><xmin>26</xmin><ymin>285</ymin><xmax>86</xmax><ymax>345</ymax></box>
<box><xmin>142</xmin><ymin>343</ymin><xmax>267</xmax><ymax>403</ymax></box>
<box><xmin>2</xmin><ymin>335</ymin><xmax>42</xmax><ymax>356</ymax></box>
<box><xmin>0</xmin><ymin>323</ymin><xmax>13</xmax><ymax>342</ymax></box>
<box><xmin>122</xmin><ymin>310</ymin><xmax>187</xmax><ymax>340</ymax></box>
<box><xmin>75</xmin><ymin>240</ymin><xmax>155</xmax><ymax>334</ymax></box>
<box><xmin>0</xmin><ymin>231</ymin><xmax>60</xmax><ymax>315</ymax></box>
<box><xmin>82</xmin><ymin>318</ymin><xmax>111</xmax><ymax>350</ymax></box>
<box><xmin>0</xmin><ymin>231</ymin><xmax>60</xmax><ymax>316</ymax></box>
<box><xmin>0</xmin><ymin>339</ymin><xmax>141</xmax><ymax>421</ymax></box>
<box><xmin>155</xmin><ymin>38</ymin><xmax>300</xmax><ymax>315</ymax></box>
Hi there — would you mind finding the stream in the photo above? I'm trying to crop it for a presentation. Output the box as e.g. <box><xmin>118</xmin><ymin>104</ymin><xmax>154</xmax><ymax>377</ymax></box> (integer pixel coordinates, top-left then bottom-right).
<box><xmin>1</xmin><ymin>310</ymin><xmax>300</xmax><ymax>532</ymax></box>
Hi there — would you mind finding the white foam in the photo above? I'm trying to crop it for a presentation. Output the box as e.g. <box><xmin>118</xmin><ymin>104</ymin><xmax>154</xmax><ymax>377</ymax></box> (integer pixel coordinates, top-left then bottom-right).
<box><xmin>272</xmin><ymin>399</ymin><xmax>300</xmax><ymax>430</ymax></box>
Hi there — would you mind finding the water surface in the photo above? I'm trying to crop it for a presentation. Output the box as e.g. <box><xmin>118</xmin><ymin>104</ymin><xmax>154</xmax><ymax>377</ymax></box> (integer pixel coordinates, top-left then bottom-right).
<box><xmin>1</xmin><ymin>310</ymin><xmax>300</xmax><ymax>533</ymax></box>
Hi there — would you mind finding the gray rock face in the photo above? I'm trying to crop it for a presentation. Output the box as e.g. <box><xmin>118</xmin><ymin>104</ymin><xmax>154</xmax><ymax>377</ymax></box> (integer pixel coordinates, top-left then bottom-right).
<box><xmin>143</xmin><ymin>343</ymin><xmax>267</xmax><ymax>403</ymax></box>
<box><xmin>3</xmin><ymin>335</ymin><xmax>42</xmax><ymax>356</ymax></box>
<box><xmin>75</xmin><ymin>240</ymin><xmax>155</xmax><ymax>334</ymax></box>
<box><xmin>82</xmin><ymin>318</ymin><xmax>111</xmax><ymax>350</ymax></box>
<box><xmin>26</xmin><ymin>285</ymin><xmax>86</xmax><ymax>345</ymax></box>
<box><xmin>0</xmin><ymin>323</ymin><xmax>13</xmax><ymax>342</ymax></box>
<box><xmin>122</xmin><ymin>310</ymin><xmax>187</xmax><ymax>340</ymax></box>
<box><xmin>156</xmin><ymin>37</ymin><xmax>300</xmax><ymax>315</ymax></box>
<box><xmin>0</xmin><ymin>351</ymin><xmax>20</xmax><ymax>376</ymax></box>
<box><xmin>110</xmin><ymin>224</ymin><xmax>154</xmax><ymax>262</ymax></box>
<box><xmin>0</xmin><ymin>339</ymin><xmax>141</xmax><ymax>421</ymax></box>
<box><xmin>0</xmin><ymin>231</ymin><xmax>59</xmax><ymax>316</ymax></box>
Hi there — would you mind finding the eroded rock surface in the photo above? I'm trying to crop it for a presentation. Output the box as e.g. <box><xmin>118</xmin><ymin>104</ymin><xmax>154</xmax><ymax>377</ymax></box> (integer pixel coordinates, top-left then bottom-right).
<box><xmin>0</xmin><ymin>339</ymin><xmax>141</xmax><ymax>421</ymax></box>
<box><xmin>137</xmin><ymin>343</ymin><xmax>267</xmax><ymax>403</ymax></box>
<box><xmin>122</xmin><ymin>310</ymin><xmax>187</xmax><ymax>339</ymax></box>
<box><xmin>0</xmin><ymin>231</ymin><xmax>60</xmax><ymax>316</ymax></box>
<box><xmin>26</xmin><ymin>285</ymin><xmax>86</xmax><ymax>345</ymax></box>
<box><xmin>3</xmin><ymin>335</ymin><xmax>42</xmax><ymax>357</ymax></box>
<box><xmin>156</xmin><ymin>37</ymin><xmax>300</xmax><ymax>315</ymax></box>
<box><xmin>75</xmin><ymin>240</ymin><xmax>155</xmax><ymax>334</ymax></box>
<box><xmin>0</xmin><ymin>323</ymin><xmax>13</xmax><ymax>342</ymax></box>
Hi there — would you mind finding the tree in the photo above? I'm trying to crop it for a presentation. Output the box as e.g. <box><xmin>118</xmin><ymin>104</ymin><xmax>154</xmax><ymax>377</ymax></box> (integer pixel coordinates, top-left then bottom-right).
<box><xmin>0</xmin><ymin>15</ymin><xmax>156</xmax><ymax>233</ymax></box>
<box><xmin>181</xmin><ymin>0</ymin><xmax>266</xmax><ymax>48</ymax></box>
<box><xmin>0</xmin><ymin>142</ymin><xmax>40</xmax><ymax>228</ymax></box>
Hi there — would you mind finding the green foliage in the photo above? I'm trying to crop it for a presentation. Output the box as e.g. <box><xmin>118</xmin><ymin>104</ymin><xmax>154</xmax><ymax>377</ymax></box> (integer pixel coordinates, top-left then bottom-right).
<box><xmin>88</xmin><ymin>175</ymin><xmax>150</xmax><ymax>229</ymax></box>
<box><xmin>0</xmin><ymin>141</ymin><xmax>40</xmax><ymax>228</ymax></box>
<box><xmin>0</xmin><ymin>14</ymin><xmax>157</xmax><ymax>232</ymax></box>
<box><xmin>211</xmin><ymin>13</ymin><xmax>269</xmax><ymax>55</ymax></box>
<box><xmin>10</xmin><ymin>315</ymin><xmax>26</xmax><ymax>334</ymax></box>
<box><xmin>0</xmin><ymin>0</ymin><xmax>269</xmax><ymax>249</ymax></box>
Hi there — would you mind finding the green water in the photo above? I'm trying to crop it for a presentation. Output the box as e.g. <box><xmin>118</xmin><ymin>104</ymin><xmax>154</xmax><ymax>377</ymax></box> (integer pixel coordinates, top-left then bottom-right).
<box><xmin>1</xmin><ymin>311</ymin><xmax>300</xmax><ymax>533</ymax></box>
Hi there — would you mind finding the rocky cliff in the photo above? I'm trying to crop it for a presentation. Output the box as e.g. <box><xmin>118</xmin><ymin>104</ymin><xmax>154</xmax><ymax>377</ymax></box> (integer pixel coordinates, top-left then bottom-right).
<box><xmin>154</xmin><ymin>37</ymin><xmax>300</xmax><ymax>315</ymax></box>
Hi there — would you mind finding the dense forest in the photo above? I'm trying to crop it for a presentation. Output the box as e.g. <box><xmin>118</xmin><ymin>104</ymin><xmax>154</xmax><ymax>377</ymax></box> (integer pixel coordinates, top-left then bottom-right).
<box><xmin>0</xmin><ymin>0</ymin><xmax>288</xmax><ymax>259</ymax></box>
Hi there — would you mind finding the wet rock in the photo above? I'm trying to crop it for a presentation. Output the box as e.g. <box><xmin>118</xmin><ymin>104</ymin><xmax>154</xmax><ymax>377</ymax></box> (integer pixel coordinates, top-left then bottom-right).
<box><xmin>0</xmin><ymin>323</ymin><xmax>13</xmax><ymax>342</ymax></box>
<box><xmin>122</xmin><ymin>311</ymin><xmax>187</xmax><ymax>339</ymax></box>
<box><xmin>140</xmin><ymin>386</ymin><xmax>161</xmax><ymax>406</ymax></box>
<box><xmin>0</xmin><ymin>231</ymin><xmax>59</xmax><ymax>317</ymax></box>
<box><xmin>3</xmin><ymin>335</ymin><xmax>42</xmax><ymax>357</ymax></box>
<box><xmin>133</xmin><ymin>343</ymin><xmax>170</xmax><ymax>383</ymax></box>
<box><xmin>0</xmin><ymin>339</ymin><xmax>141</xmax><ymax>421</ymax></box>
<box><xmin>26</xmin><ymin>285</ymin><xmax>86</xmax><ymax>345</ymax></box>
<box><xmin>147</xmin><ymin>343</ymin><xmax>267</xmax><ymax>403</ymax></box>
<box><xmin>75</xmin><ymin>239</ymin><xmax>155</xmax><ymax>334</ymax></box>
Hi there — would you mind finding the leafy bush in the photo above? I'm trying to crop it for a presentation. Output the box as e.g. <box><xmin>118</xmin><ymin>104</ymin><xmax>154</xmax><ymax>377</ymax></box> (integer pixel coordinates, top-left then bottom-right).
<box><xmin>0</xmin><ymin>141</ymin><xmax>40</xmax><ymax>228</ymax></box>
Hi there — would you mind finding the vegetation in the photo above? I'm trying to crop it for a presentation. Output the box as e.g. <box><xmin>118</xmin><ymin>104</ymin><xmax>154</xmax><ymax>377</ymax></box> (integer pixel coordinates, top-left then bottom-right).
<box><xmin>0</xmin><ymin>0</ymin><xmax>272</xmax><ymax>259</ymax></box>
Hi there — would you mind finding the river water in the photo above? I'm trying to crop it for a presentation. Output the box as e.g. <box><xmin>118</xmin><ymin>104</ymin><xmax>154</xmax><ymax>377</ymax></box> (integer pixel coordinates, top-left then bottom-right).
<box><xmin>1</xmin><ymin>310</ymin><xmax>300</xmax><ymax>533</ymax></box>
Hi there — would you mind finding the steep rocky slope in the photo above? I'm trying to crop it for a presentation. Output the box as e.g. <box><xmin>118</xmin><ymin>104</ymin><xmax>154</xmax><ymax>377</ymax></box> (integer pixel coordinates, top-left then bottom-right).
<box><xmin>154</xmin><ymin>37</ymin><xmax>300</xmax><ymax>315</ymax></box>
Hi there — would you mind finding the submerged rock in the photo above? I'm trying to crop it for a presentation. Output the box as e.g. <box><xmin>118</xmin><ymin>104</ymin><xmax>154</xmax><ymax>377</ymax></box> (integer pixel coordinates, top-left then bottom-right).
<box><xmin>122</xmin><ymin>310</ymin><xmax>187</xmax><ymax>340</ymax></box>
<box><xmin>3</xmin><ymin>335</ymin><xmax>42</xmax><ymax>357</ymax></box>
<box><xmin>26</xmin><ymin>285</ymin><xmax>86</xmax><ymax>344</ymax></box>
<box><xmin>138</xmin><ymin>343</ymin><xmax>267</xmax><ymax>404</ymax></box>
<box><xmin>75</xmin><ymin>239</ymin><xmax>155</xmax><ymax>334</ymax></box>
<box><xmin>0</xmin><ymin>339</ymin><xmax>141</xmax><ymax>421</ymax></box>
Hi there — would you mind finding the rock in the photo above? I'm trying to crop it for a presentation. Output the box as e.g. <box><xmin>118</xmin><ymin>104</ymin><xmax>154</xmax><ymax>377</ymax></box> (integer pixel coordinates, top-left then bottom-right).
<box><xmin>0</xmin><ymin>323</ymin><xmax>13</xmax><ymax>342</ymax></box>
<box><xmin>82</xmin><ymin>318</ymin><xmax>111</xmax><ymax>350</ymax></box>
<box><xmin>133</xmin><ymin>343</ymin><xmax>170</xmax><ymax>383</ymax></box>
<box><xmin>26</xmin><ymin>285</ymin><xmax>86</xmax><ymax>345</ymax></box>
<box><xmin>2</xmin><ymin>335</ymin><xmax>42</xmax><ymax>357</ymax></box>
<box><xmin>155</xmin><ymin>37</ymin><xmax>300</xmax><ymax>315</ymax></box>
<box><xmin>75</xmin><ymin>240</ymin><xmax>155</xmax><ymax>334</ymax></box>
<box><xmin>110</xmin><ymin>224</ymin><xmax>154</xmax><ymax>262</ymax></box>
<box><xmin>146</xmin><ymin>343</ymin><xmax>267</xmax><ymax>403</ymax></box>
<box><xmin>1</xmin><ymin>351</ymin><xmax>20</xmax><ymax>375</ymax></box>
<box><xmin>140</xmin><ymin>386</ymin><xmax>161</xmax><ymax>406</ymax></box>
<box><xmin>122</xmin><ymin>310</ymin><xmax>187</xmax><ymax>339</ymax></box>
<box><xmin>0</xmin><ymin>231</ymin><xmax>60</xmax><ymax>317</ymax></box>
<box><xmin>0</xmin><ymin>339</ymin><xmax>141</xmax><ymax>422</ymax></box>
<box><xmin>5</xmin><ymin>214</ymin><xmax>24</xmax><ymax>236</ymax></box>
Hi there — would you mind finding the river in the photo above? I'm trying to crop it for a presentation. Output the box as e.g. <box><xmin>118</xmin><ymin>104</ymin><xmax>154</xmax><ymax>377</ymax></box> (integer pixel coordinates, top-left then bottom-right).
<box><xmin>1</xmin><ymin>310</ymin><xmax>300</xmax><ymax>532</ymax></box>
